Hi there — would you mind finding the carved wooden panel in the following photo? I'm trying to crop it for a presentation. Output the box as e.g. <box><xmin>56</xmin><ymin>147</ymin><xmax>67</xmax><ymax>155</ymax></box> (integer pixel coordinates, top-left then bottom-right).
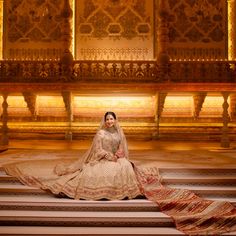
<box><xmin>4</xmin><ymin>0</ymin><xmax>65</xmax><ymax>60</ymax></box>
<box><xmin>0</xmin><ymin>0</ymin><xmax>3</xmax><ymax>59</ymax></box>
<box><xmin>166</xmin><ymin>0</ymin><xmax>227</xmax><ymax>60</ymax></box>
<box><xmin>75</xmin><ymin>0</ymin><xmax>155</xmax><ymax>60</ymax></box>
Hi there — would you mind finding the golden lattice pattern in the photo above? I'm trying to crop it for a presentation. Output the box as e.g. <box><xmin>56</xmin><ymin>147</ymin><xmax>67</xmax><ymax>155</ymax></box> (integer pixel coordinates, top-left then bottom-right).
<box><xmin>167</xmin><ymin>0</ymin><xmax>227</xmax><ymax>60</ymax></box>
<box><xmin>0</xmin><ymin>0</ymin><xmax>3</xmax><ymax>59</ymax></box>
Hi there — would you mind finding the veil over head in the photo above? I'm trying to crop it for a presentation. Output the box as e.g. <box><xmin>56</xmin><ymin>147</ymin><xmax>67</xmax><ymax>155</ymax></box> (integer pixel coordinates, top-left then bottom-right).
<box><xmin>98</xmin><ymin>112</ymin><xmax>129</xmax><ymax>158</ymax></box>
<box><xmin>55</xmin><ymin>112</ymin><xmax>129</xmax><ymax>175</ymax></box>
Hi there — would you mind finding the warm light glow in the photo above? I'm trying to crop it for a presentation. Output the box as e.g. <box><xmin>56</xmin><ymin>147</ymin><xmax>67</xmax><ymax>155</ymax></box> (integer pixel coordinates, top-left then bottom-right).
<box><xmin>71</xmin><ymin>0</ymin><xmax>75</xmax><ymax>57</ymax></box>
<box><xmin>73</xmin><ymin>96</ymin><xmax>155</xmax><ymax>117</ymax></box>
<box><xmin>0</xmin><ymin>96</ymin><xmax>2</xmax><ymax>115</ymax></box>
<box><xmin>7</xmin><ymin>96</ymin><xmax>31</xmax><ymax>116</ymax></box>
<box><xmin>0</xmin><ymin>0</ymin><xmax>3</xmax><ymax>59</ymax></box>
<box><xmin>162</xmin><ymin>96</ymin><xmax>194</xmax><ymax>117</ymax></box>
<box><xmin>200</xmin><ymin>96</ymin><xmax>224</xmax><ymax>117</ymax></box>
<box><xmin>228</xmin><ymin>0</ymin><xmax>233</xmax><ymax>60</ymax></box>
<box><xmin>37</xmin><ymin>96</ymin><xmax>67</xmax><ymax>116</ymax></box>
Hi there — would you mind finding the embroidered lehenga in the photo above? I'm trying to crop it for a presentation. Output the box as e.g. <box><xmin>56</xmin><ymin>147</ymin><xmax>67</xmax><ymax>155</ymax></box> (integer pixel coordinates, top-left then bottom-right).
<box><xmin>3</xmin><ymin>118</ymin><xmax>236</xmax><ymax>235</ymax></box>
<box><xmin>4</xmin><ymin>120</ymin><xmax>141</xmax><ymax>200</ymax></box>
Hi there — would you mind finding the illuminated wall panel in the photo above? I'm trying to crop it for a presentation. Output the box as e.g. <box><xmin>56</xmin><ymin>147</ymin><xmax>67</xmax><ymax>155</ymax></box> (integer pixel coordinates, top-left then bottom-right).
<box><xmin>73</xmin><ymin>96</ymin><xmax>155</xmax><ymax>118</ymax></box>
<box><xmin>37</xmin><ymin>96</ymin><xmax>67</xmax><ymax>117</ymax></box>
<box><xmin>200</xmin><ymin>96</ymin><xmax>224</xmax><ymax>117</ymax></box>
<box><xmin>75</xmin><ymin>0</ymin><xmax>154</xmax><ymax>60</ymax></box>
<box><xmin>162</xmin><ymin>96</ymin><xmax>194</xmax><ymax>117</ymax></box>
<box><xmin>0</xmin><ymin>96</ymin><xmax>2</xmax><ymax>115</ymax></box>
<box><xmin>7</xmin><ymin>96</ymin><xmax>31</xmax><ymax>117</ymax></box>
<box><xmin>0</xmin><ymin>0</ymin><xmax>3</xmax><ymax>59</ymax></box>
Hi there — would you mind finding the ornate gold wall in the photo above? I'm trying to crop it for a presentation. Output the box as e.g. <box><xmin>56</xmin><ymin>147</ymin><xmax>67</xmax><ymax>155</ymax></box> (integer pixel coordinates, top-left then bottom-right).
<box><xmin>1</xmin><ymin>0</ymin><xmax>236</xmax><ymax>142</ymax></box>
<box><xmin>1</xmin><ymin>0</ymin><xmax>234</xmax><ymax>60</ymax></box>
<box><xmin>166</xmin><ymin>0</ymin><xmax>227</xmax><ymax>60</ymax></box>
<box><xmin>3</xmin><ymin>0</ymin><xmax>65</xmax><ymax>60</ymax></box>
<box><xmin>0</xmin><ymin>0</ymin><xmax>3</xmax><ymax>59</ymax></box>
<box><xmin>75</xmin><ymin>0</ymin><xmax>155</xmax><ymax>60</ymax></box>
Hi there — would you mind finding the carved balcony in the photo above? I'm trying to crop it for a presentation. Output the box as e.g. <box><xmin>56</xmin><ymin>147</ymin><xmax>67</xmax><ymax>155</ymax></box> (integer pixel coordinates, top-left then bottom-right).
<box><xmin>0</xmin><ymin>60</ymin><xmax>235</xmax><ymax>84</ymax></box>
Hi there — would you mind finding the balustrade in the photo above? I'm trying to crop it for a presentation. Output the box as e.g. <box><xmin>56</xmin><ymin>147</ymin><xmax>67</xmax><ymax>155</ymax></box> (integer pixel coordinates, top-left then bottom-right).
<box><xmin>0</xmin><ymin>60</ymin><xmax>236</xmax><ymax>83</ymax></box>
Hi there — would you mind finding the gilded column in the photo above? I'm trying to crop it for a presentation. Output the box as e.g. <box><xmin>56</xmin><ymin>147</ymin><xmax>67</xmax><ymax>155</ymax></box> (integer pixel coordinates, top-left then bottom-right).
<box><xmin>221</xmin><ymin>92</ymin><xmax>230</xmax><ymax>148</ymax></box>
<box><xmin>230</xmin><ymin>93</ymin><xmax>236</xmax><ymax>120</ymax></box>
<box><xmin>228</xmin><ymin>0</ymin><xmax>236</xmax><ymax>60</ymax></box>
<box><xmin>156</xmin><ymin>0</ymin><xmax>170</xmax><ymax>81</ymax></box>
<box><xmin>62</xmin><ymin>91</ymin><xmax>73</xmax><ymax>140</ymax></box>
<box><xmin>1</xmin><ymin>93</ymin><xmax>9</xmax><ymax>146</ymax></box>
<box><xmin>60</xmin><ymin>0</ymin><xmax>73</xmax><ymax>76</ymax></box>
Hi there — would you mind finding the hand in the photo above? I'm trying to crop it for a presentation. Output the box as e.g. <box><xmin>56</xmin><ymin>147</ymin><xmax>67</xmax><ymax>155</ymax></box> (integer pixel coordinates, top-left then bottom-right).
<box><xmin>105</xmin><ymin>153</ymin><xmax>117</xmax><ymax>162</ymax></box>
<box><xmin>115</xmin><ymin>149</ymin><xmax>125</xmax><ymax>159</ymax></box>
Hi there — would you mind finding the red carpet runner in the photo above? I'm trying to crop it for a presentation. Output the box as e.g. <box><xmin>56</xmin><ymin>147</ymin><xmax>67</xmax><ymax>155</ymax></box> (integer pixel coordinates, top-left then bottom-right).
<box><xmin>134</xmin><ymin>166</ymin><xmax>236</xmax><ymax>235</ymax></box>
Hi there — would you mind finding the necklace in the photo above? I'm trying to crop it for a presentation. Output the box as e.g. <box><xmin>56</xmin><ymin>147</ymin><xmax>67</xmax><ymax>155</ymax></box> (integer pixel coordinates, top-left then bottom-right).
<box><xmin>105</xmin><ymin>128</ymin><xmax>117</xmax><ymax>153</ymax></box>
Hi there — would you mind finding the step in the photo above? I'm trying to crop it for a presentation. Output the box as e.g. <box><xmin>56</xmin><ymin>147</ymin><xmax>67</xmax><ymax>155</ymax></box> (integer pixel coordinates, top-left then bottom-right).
<box><xmin>0</xmin><ymin>226</ymin><xmax>235</xmax><ymax>236</ymax></box>
<box><xmin>167</xmin><ymin>184</ymin><xmax>236</xmax><ymax>197</ymax></box>
<box><xmin>162</xmin><ymin>176</ymin><xmax>236</xmax><ymax>184</ymax></box>
<box><xmin>1</xmin><ymin>182</ymin><xmax>236</xmax><ymax>198</ymax></box>
<box><xmin>0</xmin><ymin>210</ymin><xmax>173</xmax><ymax>227</ymax></box>
<box><xmin>0</xmin><ymin>226</ymin><xmax>184</xmax><ymax>236</ymax></box>
<box><xmin>160</xmin><ymin>168</ymin><xmax>236</xmax><ymax>176</ymax></box>
<box><xmin>2</xmin><ymin>174</ymin><xmax>236</xmax><ymax>185</ymax></box>
<box><xmin>0</xmin><ymin>198</ymin><xmax>158</xmax><ymax>212</ymax></box>
<box><xmin>0</xmin><ymin>184</ymin><xmax>46</xmax><ymax>194</ymax></box>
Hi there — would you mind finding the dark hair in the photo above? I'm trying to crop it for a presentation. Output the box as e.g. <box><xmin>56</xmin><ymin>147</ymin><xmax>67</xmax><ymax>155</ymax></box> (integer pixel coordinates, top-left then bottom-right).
<box><xmin>104</xmin><ymin>111</ymin><xmax>116</xmax><ymax>121</ymax></box>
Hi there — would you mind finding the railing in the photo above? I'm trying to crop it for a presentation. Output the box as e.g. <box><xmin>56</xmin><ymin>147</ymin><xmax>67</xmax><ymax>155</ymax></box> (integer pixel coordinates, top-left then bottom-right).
<box><xmin>0</xmin><ymin>60</ymin><xmax>236</xmax><ymax>83</ymax></box>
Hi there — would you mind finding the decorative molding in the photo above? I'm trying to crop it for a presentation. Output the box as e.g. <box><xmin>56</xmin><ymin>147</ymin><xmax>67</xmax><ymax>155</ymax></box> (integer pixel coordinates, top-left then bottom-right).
<box><xmin>0</xmin><ymin>60</ymin><xmax>235</xmax><ymax>83</ymax></box>
<box><xmin>157</xmin><ymin>92</ymin><xmax>167</xmax><ymax>119</ymax></box>
<box><xmin>166</xmin><ymin>0</ymin><xmax>227</xmax><ymax>60</ymax></box>
<box><xmin>193</xmin><ymin>92</ymin><xmax>207</xmax><ymax>119</ymax></box>
<box><xmin>4</xmin><ymin>0</ymin><xmax>64</xmax><ymax>60</ymax></box>
<box><xmin>22</xmin><ymin>92</ymin><xmax>37</xmax><ymax>120</ymax></box>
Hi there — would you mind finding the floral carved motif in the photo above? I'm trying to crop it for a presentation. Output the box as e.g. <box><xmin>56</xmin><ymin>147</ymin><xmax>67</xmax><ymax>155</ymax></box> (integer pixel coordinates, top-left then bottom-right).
<box><xmin>168</xmin><ymin>0</ymin><xmax>225</xmax><ymax>43</ymax></box>
<box><xmin>6</xmin><ymin>0</ymin><xmax>64</xmax><ymax>43</ymax></box>
<box><xmin>167</xmin><ymin>0</ymin><xmax>227</xmax><ymax>60</ymax></box>
<box><xmin>77</xmin><ymin>0</ymin><xmax>151</xmax><ymax>40</ymax></box>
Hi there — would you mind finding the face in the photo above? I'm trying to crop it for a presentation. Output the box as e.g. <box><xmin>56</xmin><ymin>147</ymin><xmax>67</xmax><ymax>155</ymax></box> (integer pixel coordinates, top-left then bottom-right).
<box><xmin>105</xmin><ymin>114</ymin><xmax>115</xmax><ymax>128</ymax></box>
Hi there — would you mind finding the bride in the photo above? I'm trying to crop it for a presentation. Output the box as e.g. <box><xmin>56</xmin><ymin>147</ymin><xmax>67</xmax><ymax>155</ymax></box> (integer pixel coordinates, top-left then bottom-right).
<box><xmin>4</xmin><ymin>111</ymin><xmax>142</xmax><ymax>200</ymax></box>
<box><xmin>52</xmin><ymin>111</ymin><xmax>141</xmax><ymax>200</ymax></box>
<box><xmin>3</xmin><ymin>111</ymin><xmax>236</xmax><ymax>235</ymax></box>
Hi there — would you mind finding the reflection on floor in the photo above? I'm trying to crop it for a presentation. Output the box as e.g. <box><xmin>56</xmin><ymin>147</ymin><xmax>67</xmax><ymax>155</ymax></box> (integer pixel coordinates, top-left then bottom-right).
<box><xmin>1</xmin><ymin>139</ymin><xmax>236</xmax><ymax>168</ymax></box>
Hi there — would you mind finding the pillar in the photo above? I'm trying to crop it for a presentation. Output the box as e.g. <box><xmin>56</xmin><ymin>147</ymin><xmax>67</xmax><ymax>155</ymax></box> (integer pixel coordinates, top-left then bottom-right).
<box><xmin>1</xmin><ymin>93</ymin><xmax>9</xmax><ymax>146</ymax></box>
<box><xmin>60</xmin><ymin>0</ymin><xmax>74</xmax><ymax>76</ymax></box>
<box><xmin>221</xmin><ymin>92</ymin><xmax>230</xmax><ymax>148</ymax></box>
<box><xmin>156</xmin><ymin>0</ymin><xmax>170</xmax><ymax>81</ymax></box>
